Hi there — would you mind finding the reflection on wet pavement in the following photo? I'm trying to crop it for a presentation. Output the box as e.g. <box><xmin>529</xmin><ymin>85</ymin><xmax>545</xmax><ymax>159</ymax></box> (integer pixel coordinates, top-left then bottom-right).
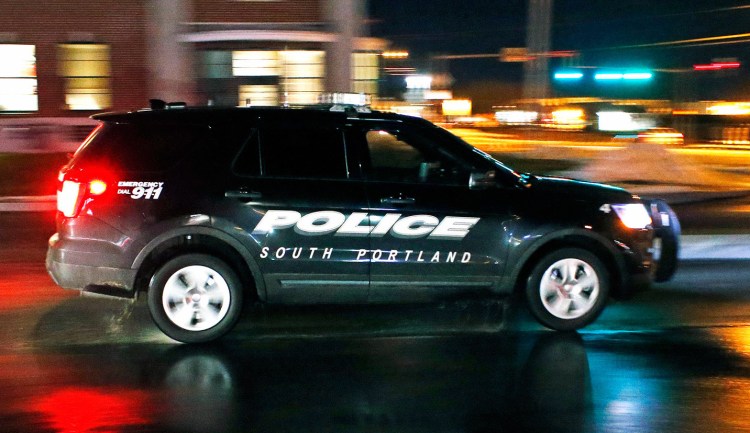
<box><xmin>3</xmin><ymin>293</ymin><xmax>750</xmax><ymax>432</ymax></box>
<box><xmin>3</xmin><ymin>329</ymin><xmax>593</xmax><ymax>433</ymax></box>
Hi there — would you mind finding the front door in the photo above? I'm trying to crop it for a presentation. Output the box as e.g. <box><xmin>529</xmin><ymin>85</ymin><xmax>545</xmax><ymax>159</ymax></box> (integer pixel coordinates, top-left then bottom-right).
<box><xmin>351</xmin><ymin>122</ymin><xmax>517</xmax><ymax>302</ymax></box>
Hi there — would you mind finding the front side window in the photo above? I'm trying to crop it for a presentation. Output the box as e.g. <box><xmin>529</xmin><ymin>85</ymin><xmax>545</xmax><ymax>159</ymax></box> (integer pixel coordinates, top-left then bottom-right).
<box><xmin>58</xmin><ymin>43</ymin><xmax>112</xmax><ymax>110</ymax></box>
<box><xmin>0</xmin><ymin>44</ymin><xmax>37</xmax><ymax>112</ymax></box>
<box><xmin>259</xmin><ymin>127</ymin><xmax>347</xmax><ymax>179</ymax></box>
<box><xmin>364</xmin><ymin>129</ymin><xmax>471</xmax><ymax>185</ymax></box>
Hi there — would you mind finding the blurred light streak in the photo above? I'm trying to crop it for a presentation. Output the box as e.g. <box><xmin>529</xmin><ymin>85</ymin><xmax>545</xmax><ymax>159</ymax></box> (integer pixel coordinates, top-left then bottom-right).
<box><xmin>694</xmin><ymin>62</ymin><xmax>740</xmax><ymax>71</ymax></box>
<box><xmin>707</xmin><ymin>102</ymin><xmax>750</xmax><ymax>115</ymax></box>
<box><xmin>606</xmin><ymin>32</ymin><xmax>750</xmax><ymax>51</ymax></box>
<box><xmin>623</xmin><ymin>72</ymin><xmax>653</xmax><ymax>80</ymax></box>
<box><xmin>554</xmin><ymin>71</ymin><xmax>584</xmax><ymax>80</ymax></box>
<box><xmin>381</xmin><ymin>50</ymin><xmax>409</xmax><ymax>59</ymax></box>
<box><xmin>495</xmin><ymin>109</ymin><xmax>538</xmax><ymax>125</ymax></box>
<box><xmin>595</xmin><ymin>73</ymin><xmax>624</xmax><ymax>80</ymax></box>
<box><xmin>727</xmin><ymin>204</ymin><xmax>750</xmax><ymax>214</ymax></box>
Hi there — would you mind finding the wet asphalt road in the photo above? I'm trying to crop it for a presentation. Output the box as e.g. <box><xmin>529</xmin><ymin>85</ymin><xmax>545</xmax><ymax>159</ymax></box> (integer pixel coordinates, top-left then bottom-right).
<box><xmin>3</xmin><ymin>210</ymin><xmax>750</xmax><ymax>432</ymax></box>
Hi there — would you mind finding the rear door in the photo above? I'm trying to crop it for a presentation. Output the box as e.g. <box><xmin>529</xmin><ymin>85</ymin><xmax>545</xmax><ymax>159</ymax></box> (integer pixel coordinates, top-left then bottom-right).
<box><xmin>224</xmin><ymin>113</ymin><xmax>370</xmax><ymax>303</ymax></box>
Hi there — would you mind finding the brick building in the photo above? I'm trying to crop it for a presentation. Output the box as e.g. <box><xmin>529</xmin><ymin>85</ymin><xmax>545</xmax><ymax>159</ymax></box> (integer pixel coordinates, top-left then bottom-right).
<box><xmin>0</xmin><ymin>0</ymin><xmax>385</xmax><ymax>120</ymax></box>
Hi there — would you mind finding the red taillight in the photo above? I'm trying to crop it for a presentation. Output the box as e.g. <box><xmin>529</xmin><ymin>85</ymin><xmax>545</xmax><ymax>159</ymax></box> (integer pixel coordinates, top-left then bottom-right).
<box><xmin>89</xmin><ymin>179</ymin><xmax>107</xmax><ymax>196</ymax></box>
<box><xmin>56</xmin><ymin>170</ymin><xmax>109</xmax><ymax>218</ymax></box>
<box><xmin>57</xmin><ymin>179</ymin><xmax>83</xmax><ymax>217</ymax></box>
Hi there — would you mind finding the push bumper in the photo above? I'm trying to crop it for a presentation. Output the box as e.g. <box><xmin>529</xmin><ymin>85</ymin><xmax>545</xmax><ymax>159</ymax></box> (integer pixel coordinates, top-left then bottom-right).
<box><xmin>645</xmin><ymin>199</ymin><xmax>681</xmax><ymax>282</ymax></box>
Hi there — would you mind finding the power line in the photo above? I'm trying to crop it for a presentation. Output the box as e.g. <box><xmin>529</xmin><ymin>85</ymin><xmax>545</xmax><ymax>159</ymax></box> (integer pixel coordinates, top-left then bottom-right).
<box><xmin>587</xmin><ymin>32</ymin><xmax>750</xmax><ymax>52</ymax></box>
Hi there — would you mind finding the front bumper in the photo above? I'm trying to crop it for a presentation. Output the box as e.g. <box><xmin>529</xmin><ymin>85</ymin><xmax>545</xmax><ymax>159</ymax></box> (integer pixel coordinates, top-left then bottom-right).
<box><xmin>645</xmin><ymin>198</ymin><xmax>681</xmax><ymax>282</ymax></box>
<box><xmin>614</xmin><ymin>199</ymin><xmax>680</xmax><ymax>295</ymax></box>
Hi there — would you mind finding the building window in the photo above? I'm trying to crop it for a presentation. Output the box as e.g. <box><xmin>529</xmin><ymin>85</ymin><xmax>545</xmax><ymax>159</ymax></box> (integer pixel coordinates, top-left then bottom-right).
<box><xmin>232</xmin><ymin>51</ymin><xmax>279</xmax><ymax>77</ymax></box>
<box><xmin>238</xmin><ymin>84</ymin><xmax>278</xmax><ymax>106</ymax></box>
<box><xmin>203</xmin><ymin>51</ymin><xmax>232</xmax><ymax>79</ymax></box>
<box><xmin>352</xmin><ymin>53</ymin><xmax>379</xmax><ymax>96</ymax></box>
<box><xmin>58</xmin><ymin>43</ymin><xmax>112</xmax><ymax>110</ymax></box>
<box><xmin>230</xmin><ymin>50</ymin><xmax>325</xmax><ymax>106</ymax></box>
<box><xmin>0</xmin><ymin>44</ymin><xmax>38</xmax><ymax>112</ymax></box>
<box><xmin>279</xmin><ymin>50</ymin><xmax>324</xmax><ymax>105</ymax></box>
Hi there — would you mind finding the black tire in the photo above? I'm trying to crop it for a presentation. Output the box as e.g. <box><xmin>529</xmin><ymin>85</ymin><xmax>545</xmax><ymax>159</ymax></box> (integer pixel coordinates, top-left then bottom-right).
<box><xmin>525</xmin><ymin>248</ymin><xmax>609</xmax><ymax>331</ymax></box>
<box><xmin>148</xmin><ymin>254</ymin><xmax>244</xmax><ymax>343</ymax></box>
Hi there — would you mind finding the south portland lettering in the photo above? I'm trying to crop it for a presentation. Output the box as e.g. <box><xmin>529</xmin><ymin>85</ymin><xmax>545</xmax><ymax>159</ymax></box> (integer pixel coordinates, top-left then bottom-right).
<box><xmin>252</xmin><ymin>210</ymin><xmax>480</xmax><ymax>240</ymax></box>
<box><xmin>259</xmin><ymin>246</ymin><xmax>473</xmax><ymax>263</ymax></box>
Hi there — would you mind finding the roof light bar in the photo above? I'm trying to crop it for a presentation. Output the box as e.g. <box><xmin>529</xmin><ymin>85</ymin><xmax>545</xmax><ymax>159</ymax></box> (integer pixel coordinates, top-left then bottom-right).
<box><xmin>317</xmin><ymin>93</ymin><xmax>370</xmax><ymax>107</ymax></box>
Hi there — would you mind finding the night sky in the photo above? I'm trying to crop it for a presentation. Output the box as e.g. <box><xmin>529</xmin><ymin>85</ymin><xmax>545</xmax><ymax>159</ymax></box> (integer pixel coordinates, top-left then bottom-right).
<box><xmin>368</xmin><ymin>1</ymin><xmax>750</xmax><ymax>106</ymax></box>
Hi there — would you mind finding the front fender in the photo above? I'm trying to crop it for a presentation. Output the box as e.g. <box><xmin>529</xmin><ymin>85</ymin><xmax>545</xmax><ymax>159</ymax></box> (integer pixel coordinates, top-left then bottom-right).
<box><xmin>505</xmin><ymin>226</ymin><xmax>629</xmax><ymax>294</ymax></box>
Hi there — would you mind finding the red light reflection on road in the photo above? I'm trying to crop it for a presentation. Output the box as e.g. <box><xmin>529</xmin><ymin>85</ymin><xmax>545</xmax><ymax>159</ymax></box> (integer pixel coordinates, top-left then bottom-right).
<box><xmin>0</xmin><ymin>267</ymin><xmax>77</xmax><ymax>312</ymax></box>
<box><xmin>31</xmin><ymin>387</ymin><xmax>152</xmax><ymax>433</ymax></box>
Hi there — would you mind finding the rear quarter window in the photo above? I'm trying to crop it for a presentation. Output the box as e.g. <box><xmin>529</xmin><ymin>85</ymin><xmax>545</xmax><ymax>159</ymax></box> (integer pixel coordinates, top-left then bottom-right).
<box><xmin>71</xmin><ymin>122</ymin><xmax>211</xmax><ymax>172</ymax></box>
<box><xmin>231</xmin><ymin>124</ymin><xmax>348</xmax><ymax>179</ymax></box>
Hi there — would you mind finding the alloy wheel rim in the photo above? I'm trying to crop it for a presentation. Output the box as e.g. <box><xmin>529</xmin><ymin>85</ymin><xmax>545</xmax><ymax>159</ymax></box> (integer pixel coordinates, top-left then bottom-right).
<box><xmin>539</xmin><ymin>258</ymin><xmax>600</xmax><ymax>319</ymax></box>
<box><xmin>162</xmin><ymin>265</ymin><xmax>231</xmax><ymax>331</ymax></box>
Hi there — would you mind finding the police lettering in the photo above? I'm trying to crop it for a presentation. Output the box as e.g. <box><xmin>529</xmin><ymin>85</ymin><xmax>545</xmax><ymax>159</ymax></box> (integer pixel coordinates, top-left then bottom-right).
<box><xmin>253</xmin><ymin>210</ymin><xmax>479</xmax><ymax>240</ymax></box>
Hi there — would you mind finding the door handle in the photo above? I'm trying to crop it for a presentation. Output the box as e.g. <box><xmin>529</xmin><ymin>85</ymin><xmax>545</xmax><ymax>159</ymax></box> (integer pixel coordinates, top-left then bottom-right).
<box><xmin>225</xmin><ymin>189</ymin><xmax>263</xmax><ymax>200</ymax></box>
<box><xmin>380</xmin><ymin>196</ymin><xmax>415</xmax><ymax>206</ymax></box>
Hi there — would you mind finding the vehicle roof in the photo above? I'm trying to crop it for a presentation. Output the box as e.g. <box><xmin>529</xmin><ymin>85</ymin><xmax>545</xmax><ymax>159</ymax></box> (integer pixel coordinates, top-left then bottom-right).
<box><xmin>91</xmin><ymin>105</ymin><xmax>429</xmax><ymax>127</ymax></box>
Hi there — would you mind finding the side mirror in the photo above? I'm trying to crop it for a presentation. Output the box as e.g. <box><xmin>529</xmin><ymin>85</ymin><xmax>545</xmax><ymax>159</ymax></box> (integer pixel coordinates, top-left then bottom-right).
<box><xmin>469</xmin><ymin>170</ymin><xmax>496</xmax><ymax>189</ymax></box>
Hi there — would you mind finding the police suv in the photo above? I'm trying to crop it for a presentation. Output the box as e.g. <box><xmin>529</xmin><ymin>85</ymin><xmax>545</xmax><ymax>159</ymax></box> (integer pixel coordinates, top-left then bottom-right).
<box><xmin>46</xmin><ymin>96</ymin><xmax>679</xmax><ymax>343</ymax></box>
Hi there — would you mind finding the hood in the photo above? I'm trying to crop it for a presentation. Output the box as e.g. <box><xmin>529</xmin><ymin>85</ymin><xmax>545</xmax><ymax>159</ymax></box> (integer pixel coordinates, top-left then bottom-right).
<box><xmin>521</xmin><ymin>173</ymin><xmax>637</xmax><ymax>203</ymax></box>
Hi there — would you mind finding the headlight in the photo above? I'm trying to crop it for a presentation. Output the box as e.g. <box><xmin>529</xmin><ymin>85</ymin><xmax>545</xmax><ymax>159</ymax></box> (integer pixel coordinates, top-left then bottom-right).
<box><xmin>611</xmin><ymin>203</ymin><xmax>652</xmax><ymax>229</ymax></box>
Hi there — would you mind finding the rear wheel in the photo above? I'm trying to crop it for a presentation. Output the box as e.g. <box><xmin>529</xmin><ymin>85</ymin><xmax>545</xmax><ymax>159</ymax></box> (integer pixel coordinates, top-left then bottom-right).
<box><xmin>148</xmin><ymin>254</ymin><xmax>243</xmax><ymax>343</ymax></box>
<box><xmin>525</xmin><ymin>248</ymin><xmax>609</xmax><ymax>331</ymax></box>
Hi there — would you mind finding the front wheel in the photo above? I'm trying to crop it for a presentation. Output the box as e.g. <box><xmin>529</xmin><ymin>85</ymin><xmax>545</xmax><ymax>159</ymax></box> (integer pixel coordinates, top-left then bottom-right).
<box><xmin>148</xmin><ymin>254</ymin><xmax>244</xmax><ymax>343</ymax></box>
<box><xmin>525</xmin><ymin>248</ymin><xmax>609</xmax><ymax>331</ymax></box>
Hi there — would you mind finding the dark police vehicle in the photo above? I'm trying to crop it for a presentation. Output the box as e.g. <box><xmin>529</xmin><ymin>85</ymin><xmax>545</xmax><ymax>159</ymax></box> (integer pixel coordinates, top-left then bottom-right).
<box><xmin>46</xmin><ymin>96</ymin><xmax>679</xmax><ymax>343</ymax></box>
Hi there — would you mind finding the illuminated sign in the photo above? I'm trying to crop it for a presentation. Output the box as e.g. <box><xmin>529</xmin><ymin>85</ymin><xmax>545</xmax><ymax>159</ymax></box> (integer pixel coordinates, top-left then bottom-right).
<box><xmin>442</xmin><ymin>99</ymin><xmax>472</xmax><ymax>116</ymax></box>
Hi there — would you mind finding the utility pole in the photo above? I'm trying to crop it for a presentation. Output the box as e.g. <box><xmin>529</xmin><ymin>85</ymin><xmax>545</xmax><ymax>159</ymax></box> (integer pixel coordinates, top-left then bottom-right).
<box><xmin>325</xmin><ymin>0</ymin><xmax>362</xmax><ymax>93</ymax></box>
<box><xmin>524</xmin><ymin>0</ymin><xmax>553</xmax><ymax>100</ymax></box>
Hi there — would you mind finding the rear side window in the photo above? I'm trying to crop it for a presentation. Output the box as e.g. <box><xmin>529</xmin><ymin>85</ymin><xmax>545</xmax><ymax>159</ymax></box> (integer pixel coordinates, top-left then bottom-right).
<box><xmin>257</xmin><ymin>127</ymin><xmax>347</xmax><ymax>179</ymax></box>
<box><xmin>71</xmin><ymin>122</ymin><xmax>209</xmax><ymax>171</ymax></box>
